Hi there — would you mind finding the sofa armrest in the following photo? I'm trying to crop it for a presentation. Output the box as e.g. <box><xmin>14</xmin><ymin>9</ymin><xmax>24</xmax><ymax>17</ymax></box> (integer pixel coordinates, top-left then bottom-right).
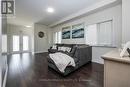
<box><xmin>73</xmin><ymin>46</ymin><xmax>92</xmax><ymax>66</ymax></box>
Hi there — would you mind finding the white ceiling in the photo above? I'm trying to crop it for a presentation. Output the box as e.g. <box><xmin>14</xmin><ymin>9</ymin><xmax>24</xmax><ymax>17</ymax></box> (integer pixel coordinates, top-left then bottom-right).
<box><xmin>7</xmin><ymin>0</ymin><xmax>105</xmax><ymax>26</ymax></box>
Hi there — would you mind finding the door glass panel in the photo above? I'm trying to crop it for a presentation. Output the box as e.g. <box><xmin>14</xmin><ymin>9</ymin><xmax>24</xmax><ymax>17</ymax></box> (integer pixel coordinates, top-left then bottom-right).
<box><xmin>13</xmin><ymin>35</ymin><xmax>20</xmax><ymax>51</ymax></box>
<box><xmin>23</xmin><ymin>36</ymin><xmax>29</xmax><ymax>51</ymax></box>
<box><xmin>2</xmin><ymin>35</ymin><xmax>7</xmax><ymax>53</ymax></box>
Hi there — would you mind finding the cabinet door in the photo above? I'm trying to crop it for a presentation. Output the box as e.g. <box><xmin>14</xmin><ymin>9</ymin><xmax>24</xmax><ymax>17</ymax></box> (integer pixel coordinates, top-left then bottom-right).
<box><xmin>104</xmin><ymin>60</ymin><xmax>130</xmax><ymax>87</ymax></box>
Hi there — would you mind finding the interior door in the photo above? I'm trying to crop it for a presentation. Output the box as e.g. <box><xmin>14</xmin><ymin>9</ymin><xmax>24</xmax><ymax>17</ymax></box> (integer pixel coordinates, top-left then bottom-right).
<box><xmin>12</xmin><ymin>35</ymin><xmax>30</xmax><ymax>54</ymax></box>
<box><xmin>12</xmin><ymin>35</ymin><xmax>20</xmax><ymax>53</ymax></box>
<box><xmin>22</xmin><ymin>35</ymin><xmax>30</xmax><ymax>52</ymax></box>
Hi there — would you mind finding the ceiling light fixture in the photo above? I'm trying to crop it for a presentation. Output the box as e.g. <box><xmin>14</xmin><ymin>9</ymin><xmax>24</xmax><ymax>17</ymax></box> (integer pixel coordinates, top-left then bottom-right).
<box><xmin>26</xmin><ymin>26</ymin><xmax>32</xmax><ymax>28</ymax></box>
<box><xmin>47</xmin><ymin>7</ymin><xmax>54</xmax><ymax>13</ymax></box>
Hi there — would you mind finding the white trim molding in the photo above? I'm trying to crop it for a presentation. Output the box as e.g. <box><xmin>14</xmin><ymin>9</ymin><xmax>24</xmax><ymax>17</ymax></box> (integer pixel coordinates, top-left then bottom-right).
<box><xmin>34</xmin><ymin>51</ymin><xmax>48</xmax><ymax>54</ymax></box>
<box><xmin>2</xmin><ymin>66</ymin><xmax>8</xmax><ymax>87</ymax></box>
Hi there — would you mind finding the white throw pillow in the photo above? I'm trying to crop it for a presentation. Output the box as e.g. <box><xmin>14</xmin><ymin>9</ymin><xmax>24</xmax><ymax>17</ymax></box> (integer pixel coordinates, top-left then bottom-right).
<box><xmin>61</xmin><ymin>47</ymin><xmax>66</xmax><ymax>51</ymax></box>
<box><xmin>58</xmin><ymin>47</ymin><xmax>66</xmax><ymax>52</ymax></box>
<box><xmin>58</xmin><ymin>47</ymin><xmax>71</xmax><ymax>52</ymax></box>
<box><xmin>58</xmin><ymin>47</ymin><xmax>62</xmax><ymax>51</ymax></box>
<box><xmin>65</xmin><ymin>47</ymin><xmax>71</xmax><ymax>52</ymax></box>
<box><xmin>52</xmin><ymin>45</ymin><xmax>57</xmax><ymax>49</ymax></box>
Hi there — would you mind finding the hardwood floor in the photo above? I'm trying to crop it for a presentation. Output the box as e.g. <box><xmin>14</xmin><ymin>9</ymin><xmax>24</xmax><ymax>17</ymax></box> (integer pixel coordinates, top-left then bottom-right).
<box><xmin>6</xmin><ymin>53</ymin><xmax>104</xmax><ymax>87</ymax></box>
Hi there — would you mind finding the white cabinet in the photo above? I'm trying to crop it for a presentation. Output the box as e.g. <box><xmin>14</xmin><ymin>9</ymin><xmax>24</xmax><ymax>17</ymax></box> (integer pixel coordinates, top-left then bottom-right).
<box><xmin>102</xmin><ymin>50</ymin><xmax>130</xmax><ymax>87</ymax></box>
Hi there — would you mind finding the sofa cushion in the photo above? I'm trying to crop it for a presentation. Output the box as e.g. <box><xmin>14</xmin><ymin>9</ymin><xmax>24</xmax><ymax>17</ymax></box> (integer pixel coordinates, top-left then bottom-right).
<box><xmin>58</xmin><ymin>47</ymin><xmax>66</xmax><ymax>51</ymax></box>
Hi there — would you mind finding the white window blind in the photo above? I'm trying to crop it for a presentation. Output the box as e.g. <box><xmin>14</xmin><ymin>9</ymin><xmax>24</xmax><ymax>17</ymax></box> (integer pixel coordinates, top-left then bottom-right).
<box><xmin>85</xmin><ymin>20</ymin><xmax>113</xmax><ymax>46</ymax></box>
<box><xmin>54</xmin><ymin>31</ymin><xmax>62</xmax><ymax>44</ymax></box>
<box><xmin>98</xmin><ymin>21</ymin><xmax>112</xmax><ymax>46</ymax></box>
<box><xmin>85</xmin><ymin>24</ymin><xmax>97</xmax><ymax>45</ymax></box>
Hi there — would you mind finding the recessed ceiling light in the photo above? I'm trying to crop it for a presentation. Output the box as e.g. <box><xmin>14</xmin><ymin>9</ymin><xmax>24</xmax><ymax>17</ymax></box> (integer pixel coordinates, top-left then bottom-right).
<box><xmin>26</xmin><ymin>26</ymin><xmax>32</xmax><ymax>28</ymax></box>
<box><xmin>47</xmin><ymin>7</ymin><xmax>54</xmax><ymax>13</ymax></box>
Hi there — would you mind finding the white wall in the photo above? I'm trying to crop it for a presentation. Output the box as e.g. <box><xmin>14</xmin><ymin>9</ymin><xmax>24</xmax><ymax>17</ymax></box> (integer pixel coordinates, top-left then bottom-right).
<box><xmin>2</xmin><ymin>17</ymin><xmax>7</xmax><ymax>53</ymax></box>
<box><xmin>52</xmin><ymin>5</ymin><xmax>122</xmax><ymax>64</ymax></box>
<box><xmin>0</xmin><ymin>1</ymin><xmax>8</xmax><ymax>86</ymax></box>
<box><xmin>7</xmin><ymin>24</ymin><xmax>34</xmax><ymax>53</ymax></box>
<box><xmin>122</xmin><ymin>0</ymin><xmax>130</xmax><ymax>43</ymax></box>
<box><xmin>34</xmin><ymin>23</ymin><xmax>51</xmax><ymax>53</ymax></box>
<box><xmin>0</xmin><ymin>0</ymin><xmax>2</xmax><ymax>86</ymax></box>
<box><xmin>92</xmin><ymin>47</ymin><xmax>117</xmax><ymax>64</ymax></box>
<box><xmin>7</xmin><ymin>23</ymin><xmax>52</xmax><ymax>54</ymax></box>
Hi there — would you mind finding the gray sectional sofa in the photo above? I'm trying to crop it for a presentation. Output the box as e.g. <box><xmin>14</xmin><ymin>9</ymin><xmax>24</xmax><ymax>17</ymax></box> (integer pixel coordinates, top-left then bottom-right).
<box><xmin>48</xmin><ymin>44</ymin><xmax>92</xmax><ymax>76</ymax></box>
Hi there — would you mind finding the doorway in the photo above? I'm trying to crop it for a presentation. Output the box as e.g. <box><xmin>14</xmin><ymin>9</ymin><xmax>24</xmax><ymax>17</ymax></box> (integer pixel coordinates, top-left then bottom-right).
<box><xmin>12</xmin><ymin>35</ymin><xmax>30</xmax><ymax>54</ymax></box>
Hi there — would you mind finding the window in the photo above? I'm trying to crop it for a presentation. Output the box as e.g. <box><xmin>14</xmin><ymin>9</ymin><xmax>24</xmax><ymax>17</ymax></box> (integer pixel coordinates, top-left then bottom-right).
<box><xmin>57</xmin><ymin>31</ymin><xmax>62</xmax><ymax>43</ymax></box>
<box><xmin>85</xmin><ymin>24</ymin><xmax>97</xmax><ymax>45</ymax></box>
<box><xmin>2</xmin><ymin>35</ymin><xmax>7</xmax><ymax>53</ymax></box>
<box><xmin>54</xmin><ymin>31</ymin><xmax>62</xmax><ymax>44</ymax></box>
<box><xmin>85</xmin><ymin>20</ymin><xmax>113</xmax><ymax>46</ymax></box>
<box><xmin>54</xmin><ymin>32</ymin><xmax>58</xmax><ymax>43</ymax></box>
<box><xmin>98</xmin><ymin>21</ymin><xmax>112</xmax><ymax>46</ymax></box>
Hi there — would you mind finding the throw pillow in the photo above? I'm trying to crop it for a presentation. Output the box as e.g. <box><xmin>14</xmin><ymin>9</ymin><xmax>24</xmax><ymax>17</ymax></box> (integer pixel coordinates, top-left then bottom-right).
<box><xmin>52</xmin><ymin>45</ymin><xmax>57</xmax><ymax>49</ymax></box>
<box><xmin>58</xmin><ymin>47</ymin><xmax>67</xmax><ymax>52</ymax></box>
<box><xmin>65</xmin><ymin>47</ymin><xmax>71</xmax><ymax>52</ymax></box>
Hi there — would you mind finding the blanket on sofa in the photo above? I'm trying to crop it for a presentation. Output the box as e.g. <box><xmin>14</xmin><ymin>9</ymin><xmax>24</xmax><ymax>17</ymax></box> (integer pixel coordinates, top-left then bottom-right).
<box><xmin>49</xmin><ymin>52</ymin><xmax>75</xmax><ymax>73</ymax></box>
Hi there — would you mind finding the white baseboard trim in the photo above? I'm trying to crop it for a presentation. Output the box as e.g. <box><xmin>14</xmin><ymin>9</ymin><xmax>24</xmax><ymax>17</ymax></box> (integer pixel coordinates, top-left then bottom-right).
<box><xmin>6</xmin><ymin>51</ymin><xmax>33</xmax><ymax>55</ymax></box>
<box><xmin>92</xmin><ymin>60</ymin><xmax>104</xmax><ymax>64</ymax></box>
<box><xmin>2</xmin><ymin>65</ymin><xmax>8</xmax><ymax>87</ymax></box>
<box><xmin>34</xmin><ymin>51</ymin><xmax>48</xmax><ymax>54</ymax></box>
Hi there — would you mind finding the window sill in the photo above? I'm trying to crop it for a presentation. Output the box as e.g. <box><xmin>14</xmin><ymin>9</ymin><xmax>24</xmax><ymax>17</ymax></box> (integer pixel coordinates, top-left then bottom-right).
<box><xmin>90</xmin><ymin>45</ymin><xmax>117</xmax><ymax>48</ymax></box>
